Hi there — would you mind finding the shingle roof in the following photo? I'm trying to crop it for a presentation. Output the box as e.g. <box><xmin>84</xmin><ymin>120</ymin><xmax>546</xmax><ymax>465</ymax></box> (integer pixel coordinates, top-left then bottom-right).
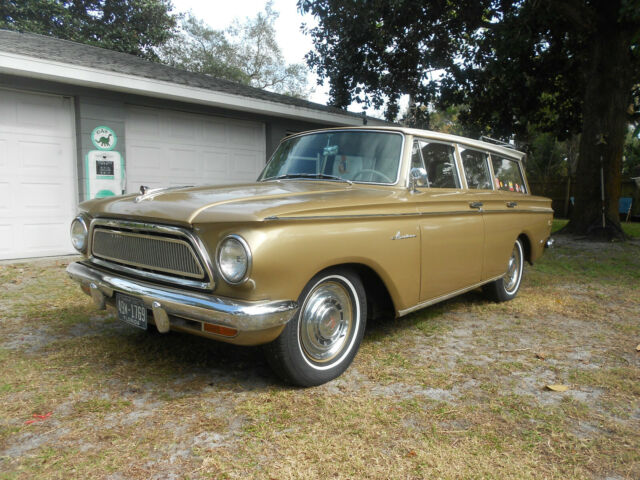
<box><xmin>0</xmin><ymin>28</ymin><xmax>373</xmax><ymax>122</ymax></box>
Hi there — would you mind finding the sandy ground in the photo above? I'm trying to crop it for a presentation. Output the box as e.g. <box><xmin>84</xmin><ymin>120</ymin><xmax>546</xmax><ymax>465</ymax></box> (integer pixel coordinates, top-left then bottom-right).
<box><xmin>0</xmin><ymin>238</ymin><xmax>638</xmax><ymax>479</ymax></box>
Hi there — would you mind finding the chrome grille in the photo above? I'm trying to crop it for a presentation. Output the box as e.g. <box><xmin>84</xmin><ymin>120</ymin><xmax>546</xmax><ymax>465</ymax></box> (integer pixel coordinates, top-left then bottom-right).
<box><xmin>92</xmin><ymin>228</ymin><xmax>205</xmax><ymax>279</ymax></box>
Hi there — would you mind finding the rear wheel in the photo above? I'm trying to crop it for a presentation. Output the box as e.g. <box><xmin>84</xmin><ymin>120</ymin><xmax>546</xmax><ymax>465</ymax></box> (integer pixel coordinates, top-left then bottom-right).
<box><xmin>264</xmin><ymin>268</ymin><xmax>366</xmax><ymax>387</ymax></box>
<box><xmin>483</xmin><ymin>239</ymin><xmax>524</xmax><ymax>302</ymax></box>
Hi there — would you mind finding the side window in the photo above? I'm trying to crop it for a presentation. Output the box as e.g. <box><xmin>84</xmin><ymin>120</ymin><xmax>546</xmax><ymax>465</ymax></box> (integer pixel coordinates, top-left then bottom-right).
<box><xmin>460</xmin><ymin>147</ymin><xmax>492</xmax><ymax>190</ymax></box>
<box><xmin>491</xmin><ymin>154</ymin><xmax>527</xmax><ymax>193</ymax></box>
<box><xmin>411</xmin><ymin>140</ymin><xmax>425</xmax><ymax>170</ymax></box>
<box><xmin>419</xmin><ymin>141</ymin><xmax>460</xmax><ymax>188</ymax></box>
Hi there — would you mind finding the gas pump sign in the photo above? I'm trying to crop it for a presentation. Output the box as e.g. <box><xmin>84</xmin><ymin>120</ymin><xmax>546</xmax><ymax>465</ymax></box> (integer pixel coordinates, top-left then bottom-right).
<box><xmin>96</xmin><ymin>160</ymin><xmax>115</xmax><ymax>176</ymax></box>
<box><xmin>85</xmin><ymin>150</ymin><xmax>124</xmax><ymax>200</ymax></box>
<box><xmin>91</xmin><ymin>126</ymin><xmax>117</xmax><ymax>151</ymax></box>
<box><xmin>85</xmin><ymin>125</ymin><xmax>124</xmax><ymax>200</ymax></box>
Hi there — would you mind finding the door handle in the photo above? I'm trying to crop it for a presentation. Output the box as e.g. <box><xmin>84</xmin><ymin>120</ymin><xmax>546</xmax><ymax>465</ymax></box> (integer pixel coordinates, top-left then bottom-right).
<box><xmin>469</xmin><ymin>201</ymin><xmax>483</xmax><ymax>210</ymax></box>
<box><xmin>506</xmin><ymin>201</ymin><xmax>518</xmax><ymax>208</ymax></box>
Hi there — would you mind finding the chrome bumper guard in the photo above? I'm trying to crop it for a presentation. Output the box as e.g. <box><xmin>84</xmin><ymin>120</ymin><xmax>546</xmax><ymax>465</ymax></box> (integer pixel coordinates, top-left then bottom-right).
<box><xmin>66</xmin><ymin>262</ymin><xmax>298</xmax><ymax>332</ymax></box>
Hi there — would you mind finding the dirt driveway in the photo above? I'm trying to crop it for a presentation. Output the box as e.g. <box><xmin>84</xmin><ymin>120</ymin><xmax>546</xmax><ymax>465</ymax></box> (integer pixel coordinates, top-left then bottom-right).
<box><xmin>1</xmin><ymin>236</ymin><xmax>639</xmax><ymax>479</ymax></box>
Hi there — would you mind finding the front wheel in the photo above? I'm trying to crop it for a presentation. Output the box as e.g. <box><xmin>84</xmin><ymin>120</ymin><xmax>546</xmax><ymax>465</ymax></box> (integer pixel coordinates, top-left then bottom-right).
<box><xmin>264</xmin><ymin>268</ymin><xmax>366</xmax><ymax>387</ymax></box>
<box><xmin>483</xmin><ymin>239</ymin><xmax>524</xmax><ymax>302</ymax></box>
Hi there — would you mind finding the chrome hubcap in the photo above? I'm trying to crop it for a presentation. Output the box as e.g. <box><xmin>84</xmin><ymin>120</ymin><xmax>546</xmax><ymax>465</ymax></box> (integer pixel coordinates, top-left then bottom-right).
<box><xmin>504</xmin><ymin>243</ymin><xmax>522</xmax><ymax>294</ymax></box>
<box><xmin>299</xmin><ymin>281</ymin><xmax>353</xmax><ymax>363</ymax></box>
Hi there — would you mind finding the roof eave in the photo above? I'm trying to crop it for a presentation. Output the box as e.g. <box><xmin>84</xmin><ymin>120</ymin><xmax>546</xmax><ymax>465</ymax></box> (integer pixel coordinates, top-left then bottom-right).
<box><xmin>0</xmin><ymin>51</ymin><xmax>389</xmax><ymax>127</ymax></box>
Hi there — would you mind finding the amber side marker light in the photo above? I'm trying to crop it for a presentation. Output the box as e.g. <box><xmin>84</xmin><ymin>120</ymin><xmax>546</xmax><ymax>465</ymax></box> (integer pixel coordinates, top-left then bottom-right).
<box><xmin>203</xmin><ymin>323</ymin><xmax>238</xmax><ymax>337</ymax></box>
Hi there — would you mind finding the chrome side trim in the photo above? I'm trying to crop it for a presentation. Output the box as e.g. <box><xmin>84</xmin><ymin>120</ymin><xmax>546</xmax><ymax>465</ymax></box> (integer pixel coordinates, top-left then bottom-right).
<box><xmin>67</xmin><ymin>262</ymin><xmax>297</xmax><ymax>332</ymax></box>
<box><xmin>398</xmin><ymin>274</ymin><xmax>504</xmax><ymax>317</ymax></box>
<box><xmin>88</xmin><ymin>218</ymin><xmax>216</xmax><ymax>290</ymax></box>
<box><xmin>264</xmin><ymin>208</ymin><xmax>552</xmax><ymax>221</ymax></box>
<box><xmin>265</xmin><ymin>211</ymin><xmax>472</xmax><ymax>221</ymax></box>
<box><xmin>482</xmin><ymin>209</ymin><xmax>553</xmax><ymax>214</ymax></box>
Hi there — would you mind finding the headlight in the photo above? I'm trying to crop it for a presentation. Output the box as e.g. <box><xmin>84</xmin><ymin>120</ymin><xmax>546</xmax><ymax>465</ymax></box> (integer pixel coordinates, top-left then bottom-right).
<box><xmin>217</xmin><ymin>235</ymin><xmax>251</xmax><ymax>284</ymax></box>
<box><xmin>70</xmin><ymin>215</ymin><xmax>89</xmax><ymax>253</ymax></box>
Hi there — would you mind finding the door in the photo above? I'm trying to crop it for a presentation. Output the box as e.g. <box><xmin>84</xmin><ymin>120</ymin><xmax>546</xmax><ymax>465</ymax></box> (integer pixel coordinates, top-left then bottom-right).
<box><xmin>0</xmin><ymin>89</ymin><xmax>76</xmax><ymax>259</ymax></box>
<box><xmin>482</xmin><ymin>153</ymin><xmax>531</xmax><ymax>279</ymax></box>
<box><xmin>408</xmin><ymin>139</ymin><xmax>484</xmax><ymax>302</ymax></box>
<box><xmin>125</xmin><ymin>106</ymin><xmax>266</xmax><ymax>193</ymax></box>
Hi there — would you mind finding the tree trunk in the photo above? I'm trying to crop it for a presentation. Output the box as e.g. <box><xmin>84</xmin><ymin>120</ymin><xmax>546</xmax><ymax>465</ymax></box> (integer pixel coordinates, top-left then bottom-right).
<box><xmin>566</xmin><ymin>0</ymin><xmax>633</xmax><ymax>239</ymax></box>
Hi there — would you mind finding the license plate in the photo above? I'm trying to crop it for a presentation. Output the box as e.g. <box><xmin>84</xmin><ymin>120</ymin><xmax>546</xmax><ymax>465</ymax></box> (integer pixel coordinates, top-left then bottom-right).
<box><xmin>116</xmin><ymin>293</ymin><xmax>147</xmax><ymax>330</ymax></box>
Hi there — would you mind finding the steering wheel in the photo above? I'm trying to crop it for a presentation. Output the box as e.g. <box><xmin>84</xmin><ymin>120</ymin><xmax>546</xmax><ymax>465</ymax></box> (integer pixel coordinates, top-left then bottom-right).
<box><xmin>352</xmin><ymin>169</ymin><xmax>393</xmax><ymax>183</ymax></box>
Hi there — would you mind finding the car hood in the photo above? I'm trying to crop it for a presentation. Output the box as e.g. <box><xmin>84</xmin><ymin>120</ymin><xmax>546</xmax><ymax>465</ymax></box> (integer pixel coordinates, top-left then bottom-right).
<box><xmin>80</xmin><ymin>181</ymin><xmax>409</xmax><ymax>225</ymax></box>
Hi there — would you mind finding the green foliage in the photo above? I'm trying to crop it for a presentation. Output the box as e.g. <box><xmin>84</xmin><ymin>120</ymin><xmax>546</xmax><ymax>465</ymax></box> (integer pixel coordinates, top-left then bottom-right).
<box><xmin>523</xmin><ymin>128</ymin><xmax>573</xmax><ymax>186</ymax></box>
<box><xmin>403</xmin><ymin>104</ymin><xmax>470</xmax><ymax>135</ymax></box>
<box><xmin>159</xmin><ymin>15</ymin><xmax>248</xmax><ymax>83</ymax></box>
<box><xmin>0</xmin><ymin>0</ymin><xmax>179</xmax><ymax>60</ymax></box>
<box><xmin>158</xmin><ymin>2</ymin><xmax>310</xmax><ymax>98</ymax></box>
<box><xmin>623</xmin><ymin>129</ymin><xmax>640</xmax><ymax>177</ymax></box>
<box><xmin>299</xmin><ymin>0</ymin><xmax>639</xmax><ymax>138</ymax></box>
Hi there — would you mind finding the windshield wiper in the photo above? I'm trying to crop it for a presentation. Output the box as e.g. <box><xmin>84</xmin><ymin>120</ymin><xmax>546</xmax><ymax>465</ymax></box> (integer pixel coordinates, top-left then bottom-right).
<box><xmin>267</xmin><ymin>173</ymin><xmax>352</xmax><ymax>185</ymax></box>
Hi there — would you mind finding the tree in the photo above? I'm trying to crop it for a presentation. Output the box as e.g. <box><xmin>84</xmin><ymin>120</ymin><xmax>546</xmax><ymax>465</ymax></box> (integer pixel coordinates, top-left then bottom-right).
<box><xmin>300</xmin><ymin>0</ymin><xmax>640</xmax><ymax>238</ymax></box>
<box><xmin>158</xmin><ymin>3</ymin><xmax>310</xmax><ymax>98</ymax></box>
<box><xmin>526</xmin><ymin>132</ymin><xmax>569</xmax><ymax>188</ymax></box>
<box><xmin>403</xmin><ymin>104</ymin><xmax>468</xmax><ymax>136</ymax></box>
<box><xmin>0</xmin><ymin>0</ymin><xmax>178</xmax><ymax>60</ymax></box>
<box><xmin>159</xmin><ymin>15</ymin><xmax>248</xmax><ymax>84</ymax></box>
<box><xmin>624</xmin><ymin>129</ymin><xmax>640</xmax><ymax>178</ymax></box>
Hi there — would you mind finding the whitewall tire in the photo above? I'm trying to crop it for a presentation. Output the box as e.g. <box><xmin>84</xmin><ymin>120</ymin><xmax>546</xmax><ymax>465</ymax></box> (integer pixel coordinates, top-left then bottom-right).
<box><xmin>264</xmin><ymin>268</ymin><xmax>367</xmax><ymax>386</ymax></box>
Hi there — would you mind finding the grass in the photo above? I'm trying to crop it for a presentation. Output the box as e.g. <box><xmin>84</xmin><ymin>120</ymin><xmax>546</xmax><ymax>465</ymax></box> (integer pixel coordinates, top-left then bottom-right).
<box><xmin>0</xmin><ymin>240</ymin><xmax>639</xmax><ymax>479</ymax></box>
<box><xmin>552</xmin><ymin>218</ymin><xmax>640</xmax><ymax>237</ymax></box>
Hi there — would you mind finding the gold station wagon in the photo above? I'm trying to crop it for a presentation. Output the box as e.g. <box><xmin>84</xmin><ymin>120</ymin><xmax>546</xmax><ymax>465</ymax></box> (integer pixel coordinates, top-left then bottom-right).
<box><xmin>67</xmin><ymin>127</ymin><xmax>553</xmax><ymax>386</ymax></box>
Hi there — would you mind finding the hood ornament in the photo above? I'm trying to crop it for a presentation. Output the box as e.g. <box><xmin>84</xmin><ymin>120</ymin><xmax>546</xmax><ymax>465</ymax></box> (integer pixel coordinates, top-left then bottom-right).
<box><xmin>135</xmin><ymin>185</ymin><xmax>194</xmax><ymax>203</ymax></box>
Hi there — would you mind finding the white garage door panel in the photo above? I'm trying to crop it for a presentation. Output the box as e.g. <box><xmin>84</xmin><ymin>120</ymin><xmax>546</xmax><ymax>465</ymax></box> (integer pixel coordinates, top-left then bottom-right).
<box><xmin>0</xmin><ymin>225</ymin><xmax>11</xmax><ymax>252</ymax></box>
<box><xmin>232</xmin><ymin>151</ymin><xmax>263</xmax><ymax>177</ymax></box>
<box><xmin>0</xmin><ymin>139</ymin><xmax>7</xmax><ymax>167</ymax></box>
<box><xmin>0</xmin><ymin>89</ymin><xmax>76</xmax><ymax>260</ymax></box>
<box><xmin>202</xmin><ymin>151</ymin><xmax>228</xmax><ymax>175</ymax></box>
<box><xmin>168</xmin><ymin>148</ymin><xmax>199</xmax><ymax>175</ymax></box>
<box><xmin>20</xmin><ymin>140</ymin><xmax>67</xmax><ymax>168</ymax></box>
<box><xmin>125</xmin><ymin>106</ymin><xmax>266</xmax><ymax>192</ymax></box>
<box><xmin>0</xmin><ymin>181</ymin><xmax>9</xmax><ymax>210</ymax></box>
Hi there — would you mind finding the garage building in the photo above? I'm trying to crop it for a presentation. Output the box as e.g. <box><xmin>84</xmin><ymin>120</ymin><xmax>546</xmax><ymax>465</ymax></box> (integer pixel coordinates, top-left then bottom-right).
<box><xmin>0</xmin><ymin>29</ymin><xmax>386</xmax><ymax>260</ymax></box>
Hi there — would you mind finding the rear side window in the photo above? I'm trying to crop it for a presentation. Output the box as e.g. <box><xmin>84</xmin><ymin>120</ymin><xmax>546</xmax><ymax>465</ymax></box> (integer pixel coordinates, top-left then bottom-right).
<box><xmin>418</xmin><ymin>140</ymin><xmax>460</xmax><ymax>188</ymax></box>
<box><xmin>491</xmin><ymin>154</ymin><xmax>527</xmax><ymax>193</ymax></box>
<box><xmin>460</xmin><ymin>147</ymin><xmax>492</xmax><ymax>190</ymax></box>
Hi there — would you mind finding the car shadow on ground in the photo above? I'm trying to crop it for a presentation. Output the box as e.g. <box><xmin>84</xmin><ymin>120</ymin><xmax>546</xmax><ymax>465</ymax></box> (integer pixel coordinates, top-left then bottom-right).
<box><xmin>60</xmin><ymin>289</ymin><xmax>492</xmax><ymax>391</ymax></box>
<box><xmin>363</xmin><ymin>288</ymin><xmax>489</xmax><ymax>341</ymax></box>
<box><xmin>112</xmin><ymin>326</ymin><xmax>279</xmax><ymax>389</ymax></box>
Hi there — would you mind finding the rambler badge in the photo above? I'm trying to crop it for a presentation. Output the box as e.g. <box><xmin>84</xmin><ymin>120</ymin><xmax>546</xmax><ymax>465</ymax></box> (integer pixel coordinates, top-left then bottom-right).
<box><xmin>391</xmin><ymin>231</ymin><xmax>416</xmax><ymax>240</ymax></box>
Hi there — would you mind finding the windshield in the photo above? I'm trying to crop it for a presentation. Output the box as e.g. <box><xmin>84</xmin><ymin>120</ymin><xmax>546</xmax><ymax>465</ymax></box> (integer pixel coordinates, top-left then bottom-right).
<box><xmin>259</xmin><ymin>131</ymin><xmax>403</xmax><ymax>184</ymax></box>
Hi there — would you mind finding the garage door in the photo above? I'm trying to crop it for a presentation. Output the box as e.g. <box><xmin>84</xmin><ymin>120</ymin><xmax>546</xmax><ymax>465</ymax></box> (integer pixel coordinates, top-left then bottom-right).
<box><xmin>0</xmin><ymin>89</ymin><xmax>76</xmax><ymax>260</ymax></box>
<box><xmin>125</xmin><ymin>106</ymin><xmax>266</xmax><ymax>193</ymax></box>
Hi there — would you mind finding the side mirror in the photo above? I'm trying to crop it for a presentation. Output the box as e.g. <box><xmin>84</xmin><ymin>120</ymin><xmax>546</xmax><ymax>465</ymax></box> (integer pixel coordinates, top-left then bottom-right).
<box><xmin>409</xmin><ymin>167</ymin><xmax>428</xmax><ymax>192</ymax></box>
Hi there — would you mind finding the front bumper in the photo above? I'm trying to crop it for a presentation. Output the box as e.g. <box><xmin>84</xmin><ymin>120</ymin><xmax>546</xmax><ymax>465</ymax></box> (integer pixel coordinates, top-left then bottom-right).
<box><xmin>66</xmin><ymin>262</ymin><xmax>298</xmax><ymax>345</ymax></box>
